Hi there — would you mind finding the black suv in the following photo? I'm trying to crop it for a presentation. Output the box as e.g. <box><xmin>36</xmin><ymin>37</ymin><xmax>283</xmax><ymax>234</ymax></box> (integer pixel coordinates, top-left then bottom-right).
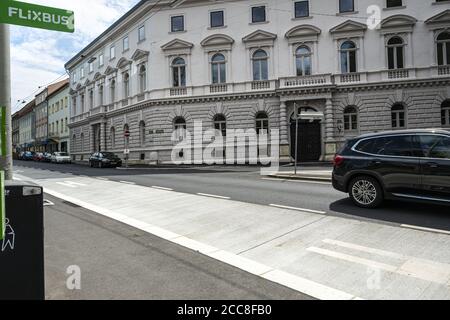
<box><xmin>332</xmin><ymin>129</ymin><xmax>450</xmax><ymax>208</ymax></box>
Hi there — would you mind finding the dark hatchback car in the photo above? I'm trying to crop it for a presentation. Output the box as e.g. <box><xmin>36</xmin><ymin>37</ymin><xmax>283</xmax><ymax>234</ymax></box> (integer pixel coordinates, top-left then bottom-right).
<box><xmin>89</xmin><ymin>152</ymin><xmax>122</xmax><ymax>168</ymax></box>
<box><xmin>332</xmin><ymin>129</ymin><xmax>450</xmax><ymax>208</ymax></box>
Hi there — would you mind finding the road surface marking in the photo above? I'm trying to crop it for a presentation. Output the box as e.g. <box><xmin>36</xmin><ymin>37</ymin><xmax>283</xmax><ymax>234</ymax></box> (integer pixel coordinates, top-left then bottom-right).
<box><xmin>119</xmin><ymin>181</ymin><xmax>136</xmax><ymax>185</ymax></box>
<box><xmin>308</xmin><ymin>244</ymin><xmax>450</xmax><ymax>284</ymax></box>
<box><xmin>95</xmin><ymin>177</ymin><xmax>109</xmax><ymax>181</ymax></box>
<box><xmin>400</xmin><ymin>224</ymin><xmax>450</xmax><ymax>236</ymax></box>
<box><xmin>12</xmin><ymin>173</ymin><xmax>362</xmax><ymax>300</ymax></box>
<box><xmin>66</xmin><ymin>181</ymin><xmax>87</xmax><ymax>186</ymax></box>
<box><xmin>152</xmin><ymin>186</ymin><xmax>174</xmax><ymax>191</ymax></box>
<box><xmin>197</xmin><ymin>193</ymin><xmax>230</xmax><ymax>200</ymax></box>
<box><xmin>56</xmin><ymin>182</ymin><xmax>77</xmax><ymax>188</ymax></box>
<box><xmin>307</xmin><ymin>247</ymin><xmax>398</xmax><ymax>272</ymax></box>
<box><xmin>269</xmin><ymin>204</ymin><xmax>326</xmax><ymax>215</ymax></box>
<box><xmin>322</xmin><ymin>239</ymin><xmax>407</xmax><ymax>260</ymax></box>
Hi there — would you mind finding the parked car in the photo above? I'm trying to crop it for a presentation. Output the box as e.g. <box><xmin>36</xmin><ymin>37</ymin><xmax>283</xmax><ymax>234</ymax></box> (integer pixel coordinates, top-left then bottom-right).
<box><xmin>33</xmin><ymin>152</ymin><xmax>45</xmax><ymax>162</ymax></box>
<box><xmin>332</xmin><ymin>129</ymin><xmax>450</xmax><ymax>208</ymax></box>
<box><xmin>51</xmin><ymin>152</ymin><xmax>71</xmax><ymax>164</ymax></box>
<box><xmin>22</xmin><ymin>151</ymin><xmax>35</xmax><ymax>161</ymax></box>
<box><xmin>89</xmin><ymin>152</ymin><xmax>122</xmax><ymax>168</ymax></box>
<box><xmin>18</xmin><ymin>151</ymin><xmax>25</xmax><ymax>160</ymax></box>
<box><xmin>43</xmin><ymin>152</ymin><xmax>53</xmax><ymax>162</ymax></box>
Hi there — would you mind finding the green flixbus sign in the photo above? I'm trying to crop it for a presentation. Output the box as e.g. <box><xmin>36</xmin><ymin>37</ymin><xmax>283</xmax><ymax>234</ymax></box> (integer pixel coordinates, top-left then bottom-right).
<box><xmin>0</xmin><ymin>0</ymin><xmax>74</xmax><ymax>33</ymax></box>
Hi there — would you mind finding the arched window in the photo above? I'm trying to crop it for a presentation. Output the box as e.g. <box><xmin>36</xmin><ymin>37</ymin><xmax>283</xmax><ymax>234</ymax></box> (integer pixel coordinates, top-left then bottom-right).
<box><xmin>174</xmin><ymin>117</ymin><xmax>187</xmax><ymax>130</ymax></box>
<box><xmin>174</xmin><ymin>117</ymin><xmax>186</xmax><ymax>140</ymax></box>
<box><xmin>110</xmin><ymin>79</ymin><xmax>116</xmax><ymax>103</ymax></box>
<box><xmin>211</xmin><ymin>53</ymin><xmax>226</xmax><ymax>84</ymax></box>
<box><xmin>442</xmin><ymin>100</ymin><xmax>450</xmax><ymax>126</ymax></box>
<box><xmin>391</xmin><ymin>104</ymin><xmax>406</xmax><ymax>128</ymax></box>
<box><xmin>387</xmin><ymin>36</ymin><xmax>404</xmax><ymax>70</ymax></box>
<box><xmin>437</xmin><ymin>31</ymin><xmax>450</xmax><ymax>66</ymax></box>
<box><xmin>139</xmin><ymin>65</ymin><xmax>146</xmax><ymax>93</ymax></box>
<box><xmin>343</xmin><ymin>106</ymin><xmax>358</xmax><ymax>131</ymax></box>
<box><xmin>123</xmin><ymin>73</ymin><xmax>130</xmax><ymax>98</ymax></box>
<box><xmin>214</xmin><ymin>114</ymin><xmax>227</xmax><ymax>136</ymax></box>
<box><xmin>139</xmin><ymin>121</ymin><xmax>146</xmax><ymax>146</ymax></box>
<box><xmin>110</xmin><ymin>127</ymin><xmax>115</xmax><ymax>148</ymax></box>
<box><xmin>252</xmin><ymin>49</ymin><xmax>268</xmax><ymax>81</ymax></box>
<box><xmin>255</xmin><ymin>112</ymin><xmax>269</xmax><ymax>135</ymax></box>
<box><xmin>172</xmin><ymin>57</ymin><xmax>186</xmax><ymax>87</ymax></box>
<box><xmin>98</xmin><ymin>85</ymin><xmax>104</xmax><ymax>106</ymax></box>
<box><xmin>340</xmin><ymin>41</ymin><xmax>357</xmax><ymax>74</ymax></box>
<box><xmin>295</xmin><ymin>45</ymin><xmax>312</xmax><ymax>76</ymax></box>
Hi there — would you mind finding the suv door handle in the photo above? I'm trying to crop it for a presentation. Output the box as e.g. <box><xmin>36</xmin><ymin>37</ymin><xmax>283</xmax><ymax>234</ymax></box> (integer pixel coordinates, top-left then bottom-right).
<box><xmin>370</xmin><ymin>160</ymin><xmax>382</xmax><ymax>165</ymax></box>
<box><xmin>426</xmin><ymin>162</ymin><xmax>439</xmax><ymax>168</ymax></box>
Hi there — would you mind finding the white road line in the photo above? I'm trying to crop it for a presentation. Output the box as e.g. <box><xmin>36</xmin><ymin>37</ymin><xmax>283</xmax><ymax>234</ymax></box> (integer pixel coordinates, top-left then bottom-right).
<box><xmin>400</xmin><ymin>224</ymin><xmax>450</xmax><ymax>236</ymax></box>
<box><xmin>152</xmin><ymin>186</ymin><xmax>174</xmax><ymax>191</ymax></box>
<box><xmin>56</xmin><ymin>182</ymin><xmax>77</xmax><ymax>188</ymax></box>
<box><xmin>307</xmin><ymin>247</ymin><xmax>398</xmax><ymax>272</ymax></box>
<box><xmin>197</xmin><ymin>193</ymin><xmax>230</xmax><ymax>200</ymax></box>
<box><xmin>95</xmin><ymin>177</ymin><xmax>109</xmax><ymax>181</ymax></box>
<box><xmin>269</xmin><ymin>204</ymin><xmax>326</xmax><ymax>215</ymax></box>
<box><xmin>66</xmin><ymin>181</ymin><xmax>87</xmax><ymax>186</ymax></box>
<box><xmin>119</xmin><ymin>181</ymin><xmax>136</xmax><ymax>185</ymax></box>
<box><xmin>322</xmin><ymin>239</ymin><xmax>407</xmax><ymax>260</ymax></box>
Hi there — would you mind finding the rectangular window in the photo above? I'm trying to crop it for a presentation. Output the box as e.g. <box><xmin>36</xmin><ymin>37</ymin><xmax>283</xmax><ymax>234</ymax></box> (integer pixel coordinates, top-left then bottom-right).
<box><xmin>251</xmin><ymin>6</ymin><xmax>266</xmax><ymax>23</ymax></box>
<box><xmin>123</xmin><ymin>36</ymin><xmax>129</xmax><ymax>51</ymax></box>
<box><xmin>210</xmin><ymin>10</ymin><xmax>224</xmax><ymax>28</ymax></box>
<box><xmin>110</xmin><ymin>45</ymin><xmax>115</xmax><ymax>59</ymax></box>
<box><xmin>295</xmin><ymin>1</ymin><xmax>309</xmax><ymax>18</ymax></box>
<box><xmin>339</xmin><ymin>0</ymin><xmax>354</xmax><ymax>13</ymax></box>
<box><xmin>171</xmin><ymin>15</ymin><xmax>185</xmax><ymax>32</ymax></box>
<box><xmin>99</xmin><ymin>54</ymin><xmax>104</xmax><ymax>67</ymax></box>
<box><xmin>80</xmin><ymin>67</ymin><xmax>84</xmax><ymax>78</ymax></box>
<box><xmin>89</xmin><ymin>62</ymin><xmax>93</xmax><ymax>73</ymax></box>
<box><xmin>386</xmin><ymin>0</ymin><xmax>402</xmax><ymax>7</ymax></box>
<box><xmin>138</xmin><ymin>25</ymin><xmax>145</xmax><ymax>42</ymax></box>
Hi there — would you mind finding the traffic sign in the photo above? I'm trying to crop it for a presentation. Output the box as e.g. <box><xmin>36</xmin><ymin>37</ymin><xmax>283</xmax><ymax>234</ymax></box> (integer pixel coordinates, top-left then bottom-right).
<box><xmin>123</xmin><ymin>149</ymin><xmax>130</xmax><ymax>155</ymax></box>
<box><xmin>124</xmin><ymin>130</ymin><xmax>130</xmax><ymax>138</ymax></box>
<box><xmin>0</xmin><ymin>0</ymin><xmax>74</xmax><ymax>33</ymax></box>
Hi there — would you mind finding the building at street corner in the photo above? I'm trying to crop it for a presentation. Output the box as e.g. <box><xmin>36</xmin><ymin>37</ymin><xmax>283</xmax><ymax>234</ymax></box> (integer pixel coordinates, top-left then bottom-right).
<box><xmin>17</xmin><ymin>99</ymin><xmax>36</xmax><ymax>152</ymax></box>
<box><xmin>47</xmin><ymin>79</ymin><xmax>70</xmax><ymax>153</ymax></box>
<box><xmin>12</xmin><ymin>112</ymin><xmax>20</xmax><ymax>158</ymax></box>
<box><xmin>65</xmin><ymin>0</ymin><xmax>450</xmax><ymax>164</ymax></box>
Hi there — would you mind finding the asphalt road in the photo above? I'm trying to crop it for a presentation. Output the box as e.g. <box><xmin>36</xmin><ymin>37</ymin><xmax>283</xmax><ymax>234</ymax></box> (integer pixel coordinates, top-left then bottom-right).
<box><xmin>44</xmin><ymin>194</ymin><xmax>310</xmax><ymax>300</ymax></box>
<box><xmin>15</xmin><ymin>160</ymin><xmax>450</xmax><ymax>232</ymax></box>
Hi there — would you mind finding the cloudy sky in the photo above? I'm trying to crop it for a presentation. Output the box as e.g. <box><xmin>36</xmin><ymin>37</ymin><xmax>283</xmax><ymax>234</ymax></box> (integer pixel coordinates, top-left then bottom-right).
<box><xmin>10</xmin><ymin>0</ymin><xmax>140</xmax><ymax>113</ymax></box>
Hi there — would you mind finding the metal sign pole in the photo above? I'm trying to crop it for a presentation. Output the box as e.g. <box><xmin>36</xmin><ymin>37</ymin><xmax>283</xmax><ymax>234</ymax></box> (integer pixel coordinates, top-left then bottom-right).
<box><xmin>0</xmin><ymin>24</ymin><xmax>12</xmax><ymax>181</ymax></box>
<box><xmin>294</xmin><ymin>103</ymin><xmax>299</xmax><ymax>175</ymax></box>
<box><xmin>125</xmin><ymin>137</ymin><xmax>129</xmax><ymax>169</ymax></box>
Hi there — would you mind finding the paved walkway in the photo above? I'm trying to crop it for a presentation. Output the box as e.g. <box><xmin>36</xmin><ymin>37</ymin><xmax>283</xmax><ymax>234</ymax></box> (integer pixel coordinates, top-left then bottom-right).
<box><xmin>15</xmin><ymin>172</ymin><xmax>450</xmax><ymax>300</ymax></box>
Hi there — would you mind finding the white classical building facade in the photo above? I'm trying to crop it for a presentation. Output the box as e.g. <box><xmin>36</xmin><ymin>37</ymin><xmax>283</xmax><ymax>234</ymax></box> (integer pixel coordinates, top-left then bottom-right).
<box><xmin>66</xmin><ymin>0</ymin><xmax>450</xmax><ymax>163</ymax></box>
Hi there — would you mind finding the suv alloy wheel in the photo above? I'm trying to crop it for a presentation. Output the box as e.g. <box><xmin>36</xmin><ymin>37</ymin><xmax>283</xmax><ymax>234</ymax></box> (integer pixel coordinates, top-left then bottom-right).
<box><xmin>349</xmin><ymin>176</ymin><xmax>384</xmax><ymax>208</ymax></box>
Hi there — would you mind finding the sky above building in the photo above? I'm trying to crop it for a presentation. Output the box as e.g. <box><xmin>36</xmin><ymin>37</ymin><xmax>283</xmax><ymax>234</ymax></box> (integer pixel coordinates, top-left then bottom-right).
<box><xmin>11</xmin><ymin>0</ymin><xmax>140</xmax><ymax>113</ymax></box>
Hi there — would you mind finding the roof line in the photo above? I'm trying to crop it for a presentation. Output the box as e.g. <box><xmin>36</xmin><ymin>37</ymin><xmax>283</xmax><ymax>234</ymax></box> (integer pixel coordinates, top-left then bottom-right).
<box><xmin>65</xmin><ymin>0</ymin><xmax>177</xmax><ymax>69</ymax></box>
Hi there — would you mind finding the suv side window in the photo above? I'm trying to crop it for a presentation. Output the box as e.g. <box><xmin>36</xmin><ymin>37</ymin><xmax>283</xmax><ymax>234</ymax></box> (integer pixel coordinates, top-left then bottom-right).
<box><xmin>358</xmin><ymin>135</ymin><xmax>413</xmax><ymax>157</ymax></box>
<box><xmin>418</xmin><ymin>135</ymin><xmax>450</xmax><ymax>159</ymax></box>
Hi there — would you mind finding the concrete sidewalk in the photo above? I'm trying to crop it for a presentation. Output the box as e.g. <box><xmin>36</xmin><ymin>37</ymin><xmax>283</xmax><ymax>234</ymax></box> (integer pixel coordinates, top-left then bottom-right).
<box><xmin>15</xmin><ymin>172</ymin><xmax>450</xmax><ymax>300</ymax></box>
<box><xmin>270</xmin><ymin>169</ymin><xmax>332</xmax><ymax>182</ymax></box>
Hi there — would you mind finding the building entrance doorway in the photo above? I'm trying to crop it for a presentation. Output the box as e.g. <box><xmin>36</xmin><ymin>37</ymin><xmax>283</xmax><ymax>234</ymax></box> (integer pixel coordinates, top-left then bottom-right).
<box><xmin>290</xmin><ymin>107</ymin><xmax>322</xmax><ymax>162</ymax></box>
